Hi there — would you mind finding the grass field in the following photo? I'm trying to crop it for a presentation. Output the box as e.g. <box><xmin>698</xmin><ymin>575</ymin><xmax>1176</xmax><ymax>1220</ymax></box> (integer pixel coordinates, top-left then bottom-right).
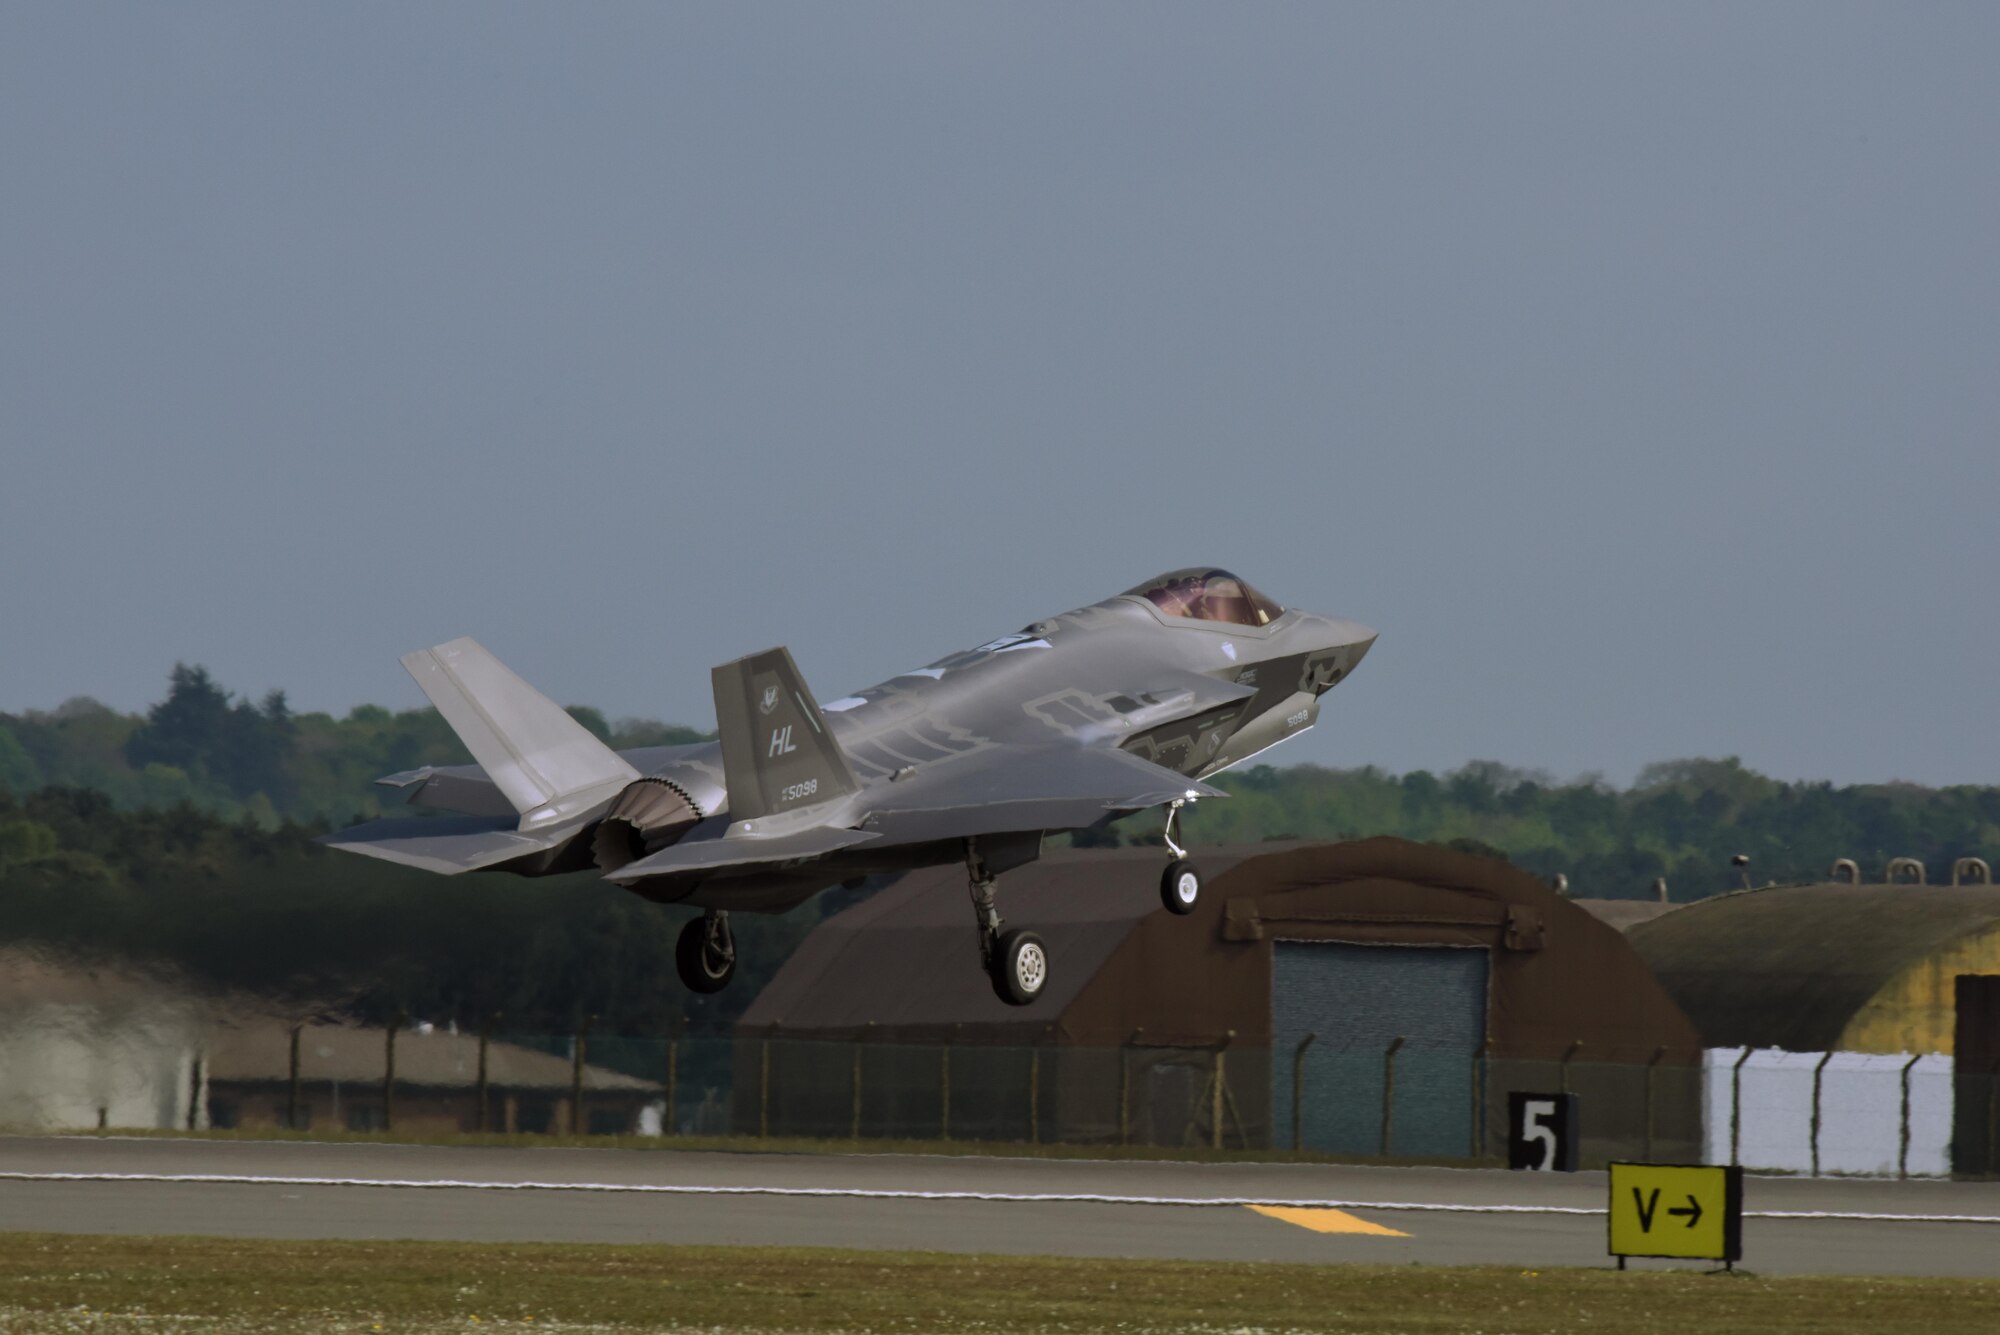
<box><xmin>2</xmin><ymin>1234</ymin><xmax>1999</xmax><ymax>1334</ymax></box>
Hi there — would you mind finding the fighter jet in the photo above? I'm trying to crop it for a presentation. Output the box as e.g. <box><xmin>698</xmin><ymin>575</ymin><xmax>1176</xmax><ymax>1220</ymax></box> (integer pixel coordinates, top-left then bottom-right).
<box><xmin>323</xmin><ymin>569</ymin><xmax>1375</xmax><ymax>1005</ymax></box>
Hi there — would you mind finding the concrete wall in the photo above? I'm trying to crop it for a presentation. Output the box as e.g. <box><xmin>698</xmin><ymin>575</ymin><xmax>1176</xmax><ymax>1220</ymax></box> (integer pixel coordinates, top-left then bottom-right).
<box><xmin>0</xmin><ymin>1002</ymin><xmax>202</xmax><ymax>1131</ymax></box>
<box><xmin>1701</xmin><ymin>1047</ymin><xmax>1953</xmax><ymax>1177</ymax></box>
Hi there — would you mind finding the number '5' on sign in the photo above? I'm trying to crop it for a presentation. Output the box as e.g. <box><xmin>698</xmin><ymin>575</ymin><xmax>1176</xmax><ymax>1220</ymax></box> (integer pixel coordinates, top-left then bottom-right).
<box><xmin>1508</xmin><ymin>1092</ymin><xmax>1578</xmax><ymax>1172</ymax></box>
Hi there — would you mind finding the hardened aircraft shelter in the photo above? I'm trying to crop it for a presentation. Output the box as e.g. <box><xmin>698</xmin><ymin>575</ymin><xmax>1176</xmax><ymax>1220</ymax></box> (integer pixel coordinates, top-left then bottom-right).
<box><xmin>736</xmin><ymin>837</ymin><xmax>1701</xmax><ymax>1163</ymax></box>
<box><xmin>1628</xmin><ymin>874</ymin><xmax>2000</xmax><ymax>1175</ymax></box>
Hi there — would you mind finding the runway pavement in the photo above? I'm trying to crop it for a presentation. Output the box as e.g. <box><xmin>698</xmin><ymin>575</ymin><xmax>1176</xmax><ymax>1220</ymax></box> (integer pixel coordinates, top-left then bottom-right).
<box><xmin>2</xmin><ymin>1135</ymin><xmax>1997</xmax><ymax>1278</ymax></box>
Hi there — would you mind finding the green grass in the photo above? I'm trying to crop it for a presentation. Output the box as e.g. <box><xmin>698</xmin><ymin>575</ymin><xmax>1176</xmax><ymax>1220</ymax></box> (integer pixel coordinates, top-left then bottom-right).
<box><xmin>1</xmin><ymin>1235</ymin><xmax>1998</xmax><ymax>1334</ymax></box>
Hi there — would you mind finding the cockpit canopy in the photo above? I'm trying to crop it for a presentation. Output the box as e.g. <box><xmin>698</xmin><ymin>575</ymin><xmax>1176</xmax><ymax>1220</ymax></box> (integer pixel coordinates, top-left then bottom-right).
<box><xmin>1124</xmin><ymin>568</ymin><xmax>1284</xmax><ymax>627</ymax></box>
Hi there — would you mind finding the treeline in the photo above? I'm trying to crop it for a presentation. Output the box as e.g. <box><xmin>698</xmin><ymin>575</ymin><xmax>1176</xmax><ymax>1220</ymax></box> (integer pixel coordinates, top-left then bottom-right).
<box><xmin>1181</xmin><ymin>757</ymin><xmax>2000</xmax><ymax>901</ymax></box>
<box><xmin>3</xmin><ymin>665</ymin><xmax>1997</xmax><ymax>1032</ymax></box>
<box><xmin>0</xmin><ymin>665</ymin><xmax>708</xmax><ymax>826</ymax></box>
<box><xmin>6</xmin><ymin>665</ymin><xmax>1998</xmax><ymax>899</ymax></box>
<box><xmin>0</xmin><ymin>786</ymin><xmax>831</xmax><ymax>1035</ymax></box>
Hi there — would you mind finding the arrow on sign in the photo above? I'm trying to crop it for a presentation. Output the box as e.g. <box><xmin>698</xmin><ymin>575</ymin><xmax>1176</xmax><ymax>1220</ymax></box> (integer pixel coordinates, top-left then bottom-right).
<box><xmin>1668</xmin><ymin>1195</ymin><xmax>1704</xmax><ymax>1228</ymax></box>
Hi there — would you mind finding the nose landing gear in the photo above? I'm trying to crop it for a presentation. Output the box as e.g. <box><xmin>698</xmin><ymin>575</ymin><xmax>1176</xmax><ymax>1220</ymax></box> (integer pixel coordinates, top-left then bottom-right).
<box><xmin>1159</xmin><ymin>798</ymin><xmax>1202</xmax><ymax>915</ymax></box>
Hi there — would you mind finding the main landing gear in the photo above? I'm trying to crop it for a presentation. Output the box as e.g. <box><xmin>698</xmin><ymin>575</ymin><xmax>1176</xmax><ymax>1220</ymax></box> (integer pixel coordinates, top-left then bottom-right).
<box><xmin>676</xmin><ymin>910</ymin><xmax>736</xmax><ymax>994</ymax></box>
<box><xmin>965</xmin><ymin>800</ymin><xmax>1203</xmax><ymax>1006</ymax></box>
<box><xmin>1159</xmin><ymin>798</ymin><xmax>1202</xmax><ymax>915</ymax></box>
<box><xmin>968</xmin><ymin>841</ymin><xmax>1049</xmax><ymax>1007</ymax></box>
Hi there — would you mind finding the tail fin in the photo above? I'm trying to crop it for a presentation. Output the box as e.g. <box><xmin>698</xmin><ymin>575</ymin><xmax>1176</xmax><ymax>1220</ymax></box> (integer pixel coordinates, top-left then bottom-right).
<box><xmin>401</xmin><ymin>638</ymin><xmax>639</xmax><ymax>828</ymax></box>
<box><xmin>712</xmin><ymin>647</ymin><xmax>859</xmax><ymax>823</ymax></box>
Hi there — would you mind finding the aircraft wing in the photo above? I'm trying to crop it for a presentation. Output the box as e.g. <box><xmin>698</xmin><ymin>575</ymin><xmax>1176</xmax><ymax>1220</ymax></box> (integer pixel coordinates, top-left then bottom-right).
<box><xmin>603</xmin><ymin>745</ymin><xmax>1214</xmax><ymax>883</ymax></box>
<box><xmin>602</xmin><ymin>825</ymin><xmax>881</xmax><ymax>883</ymax></box>
<box><xmin>854</xmin><ymin>744</ymin><xmax>1225</xmax><ymax>845</ymax></box>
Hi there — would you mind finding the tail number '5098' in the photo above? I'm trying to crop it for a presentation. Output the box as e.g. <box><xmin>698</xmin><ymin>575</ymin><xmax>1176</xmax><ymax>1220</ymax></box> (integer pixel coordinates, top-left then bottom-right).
<box><xmin>780</xmin><ymin>778</ymin><xmax>819</xmax><ymax>803</ymax></box>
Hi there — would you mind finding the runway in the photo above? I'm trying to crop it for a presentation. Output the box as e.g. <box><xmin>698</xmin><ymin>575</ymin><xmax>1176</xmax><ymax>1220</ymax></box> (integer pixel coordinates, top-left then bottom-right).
<box><xmin>3</xmin><ymin>1135</ymin><xmax>1997</xmax><ymax>1278</ymax></box>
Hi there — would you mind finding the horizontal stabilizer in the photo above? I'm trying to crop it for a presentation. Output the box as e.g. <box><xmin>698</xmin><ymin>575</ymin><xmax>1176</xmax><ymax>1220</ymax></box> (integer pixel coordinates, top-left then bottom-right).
<box><xmin>375</xmin><ymin>764</ymin><xmax>516</xmax><ymax>819</ymax></box>
<box><xmin>605</xmin><ymin>825</ymin><xmax>880</xmax><ymax>883</ymax></box>
<box><xmin>318</xmin><ymin>815</ymin><xmax>583</xmax><ymax>876</ymax></box>
<box><xmin>402</xmin><ymin>638</ymin><xmax>639</xmax><ymax>825</ymax></box>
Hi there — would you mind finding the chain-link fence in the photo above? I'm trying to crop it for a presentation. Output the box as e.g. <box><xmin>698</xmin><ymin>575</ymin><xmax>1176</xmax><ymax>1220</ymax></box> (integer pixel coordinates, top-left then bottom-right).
<box><xmin>14</xmin><ymin>1018</ymin><xmax>2000</xmax><ymax>1178</ymax></box>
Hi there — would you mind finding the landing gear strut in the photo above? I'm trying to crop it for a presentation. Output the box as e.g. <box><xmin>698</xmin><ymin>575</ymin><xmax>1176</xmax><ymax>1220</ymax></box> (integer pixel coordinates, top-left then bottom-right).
<box><xmin>1160</xmin><ymin>799</ymin><xmax>1202</xmax><ymax>915</ymax></box>
<box><xmin>675</xmin><ymin>910</ymin><xmax>736</xmax><ymax>994</ymax></box>
<box><xmin>968</xmin><ymin>840</ymin><xmax>1048</xmax><ymax>1006</ymax></box>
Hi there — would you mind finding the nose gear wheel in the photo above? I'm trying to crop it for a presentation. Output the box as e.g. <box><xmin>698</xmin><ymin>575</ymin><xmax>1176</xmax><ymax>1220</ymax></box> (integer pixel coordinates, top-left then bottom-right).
<box><xmin>1161</xmin><ymin>860</ymin><xmax>1201</xmax><ymax>914</ymax></box>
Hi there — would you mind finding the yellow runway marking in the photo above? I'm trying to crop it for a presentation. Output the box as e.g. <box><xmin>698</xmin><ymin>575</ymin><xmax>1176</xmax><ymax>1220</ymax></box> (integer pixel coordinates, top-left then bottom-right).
<box><xmin>1247</xmin><ymin>1204</ymin><xmax>1410</xmax><ymax>1237</ymax></box>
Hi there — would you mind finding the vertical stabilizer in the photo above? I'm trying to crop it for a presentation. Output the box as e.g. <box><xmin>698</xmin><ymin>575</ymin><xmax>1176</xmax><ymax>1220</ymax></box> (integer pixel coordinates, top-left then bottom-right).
<box><xmin>401</xmin><ymin>638</ymin><xmax>639</xmax><ymax>826</ymax></box>
<box><xmin>712</xmin><ymin>647</ymin><xmax>859</xmax><ymax>823</ymax></box>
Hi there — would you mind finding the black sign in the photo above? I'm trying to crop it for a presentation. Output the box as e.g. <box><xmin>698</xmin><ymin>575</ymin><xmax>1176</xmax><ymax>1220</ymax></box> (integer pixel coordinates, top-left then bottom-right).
<box><xmin>1508</xmin><ymin>1091</ymin><xmax>1579</xmax><ymax>1171</ymax></box>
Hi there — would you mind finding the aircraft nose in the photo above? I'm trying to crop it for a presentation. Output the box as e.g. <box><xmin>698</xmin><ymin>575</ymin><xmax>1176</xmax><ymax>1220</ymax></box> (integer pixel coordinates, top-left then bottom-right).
<box><xmin>1331</xmin><ymin>619</ymin><xmax>1378</xmax><ymax>666</ymax></box>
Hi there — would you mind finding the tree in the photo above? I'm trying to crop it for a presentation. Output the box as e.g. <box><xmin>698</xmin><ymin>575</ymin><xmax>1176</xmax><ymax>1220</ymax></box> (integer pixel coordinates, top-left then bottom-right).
<box><xmin>124</xmin><ymin>664</ymin><xmax>293</xmax><ymax>805</ymax></box>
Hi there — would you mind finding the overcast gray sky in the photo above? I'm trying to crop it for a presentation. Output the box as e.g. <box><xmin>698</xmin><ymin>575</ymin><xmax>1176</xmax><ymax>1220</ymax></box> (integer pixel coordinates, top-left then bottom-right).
<box><xmin>3</xmin><ymin>5</ymin><xmax>1994</xmax><ymax>787</ymax></box>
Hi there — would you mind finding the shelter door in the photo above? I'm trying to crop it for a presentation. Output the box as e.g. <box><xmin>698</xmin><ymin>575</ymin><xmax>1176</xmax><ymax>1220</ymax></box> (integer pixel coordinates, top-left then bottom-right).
<box><xmin>1272</xmin><ymin>941</ymin><xmax>1488</xmax><ymax>1157</ymax></box>
<box><xmin>1953</xmin><ymin>975</ymin><xmax>2000</xmax><ymax>1176</ymax></box>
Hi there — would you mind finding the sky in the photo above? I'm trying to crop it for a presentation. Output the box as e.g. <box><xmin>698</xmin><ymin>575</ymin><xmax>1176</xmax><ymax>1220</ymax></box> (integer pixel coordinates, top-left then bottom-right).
<box><xmin>2</xmin><ymin>5</ymin><xmax>1994</xmax><ymax>788</ymax></box>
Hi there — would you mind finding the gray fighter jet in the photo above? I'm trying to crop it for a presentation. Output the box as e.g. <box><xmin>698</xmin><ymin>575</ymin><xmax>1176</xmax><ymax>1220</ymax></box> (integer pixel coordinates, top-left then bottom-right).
<box><xmin>324</xmin><ymin>569</ymin><xmax>1375</xmax><ymax>1005</ymax></box>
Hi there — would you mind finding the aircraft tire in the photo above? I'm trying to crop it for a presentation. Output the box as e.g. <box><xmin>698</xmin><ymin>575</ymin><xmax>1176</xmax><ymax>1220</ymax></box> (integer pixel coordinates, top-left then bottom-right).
<box><xmin>675</xmin><ymin>918</ymin><xmax>736</xmax><ymax>994</ymax></box>
<box><xmin>990</xmin><ymin>929</ymin><xmax>1049</xmax><ymax>1006</ymax></box>
<box><xmin>1161</xmin><ymin>860</ymin><xmax>1201</xmax><ymax>915</ymax></box>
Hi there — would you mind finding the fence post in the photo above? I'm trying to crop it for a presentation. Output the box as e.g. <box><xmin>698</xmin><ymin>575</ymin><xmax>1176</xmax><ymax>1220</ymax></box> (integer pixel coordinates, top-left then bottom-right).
<box><xmin>1471</xmin><ymin>1039</ymin><xmax>1493</xmax><ymax>1159</ymax></box>
<box><xmin>851</xmin><ymin>1022</ymin><xmax>872</xmax><ymax>1141</ymax></box>
<box><xmin>1380</xmin><ymin>1037</ymin><xmax>1406</xmax><ymax>1157</ymax></box>
<box><xmin>1645</xmin><ymin>1047</ymin><xmax>1667</xmax><ymax>1162</ymax></box>
<box><xmin>1898</xmin><ymin>1052</ymin><xmax>1922</xmax><ymax>1179</ymax></box>
<box><xmin>940</xmin><ymin>1026</ymin><xmax>954</xmax><ymax>1142</ymax></box>
<box><xmin>663</xmin><ymin>1019</ymin><xmax>679</xmax><ymax>1138</ymax></box>
<box><xmin>1809</xmin><ymin>1050</ymin><xmax>1834</xmax><ymax>1177</ymax></box>
<box><xmin>1121</xmin><ymin>1027</ymin><xmax>1142</xmax><ymax>1147</ymax></box>
<box><xmin>759</xmin><ymin>1025</ymin><xmax>774</xmax><ymax>1139</ymax></box>
<box><xmin>1559</xmin><ymin>1040</ymin><xmax>1582</xmax><ymax>1096</ymax></box>
<box><xmin>569</xmin><ymin>1015</ymin><xmax>595</xmax><ymax>1137</ymax></box>
<box><xmin>1730</xmin><ymin>1048</ymin><xmax>1753</xmax><ymax>1166</ymax></box>
<box><xmin>287</xmin><ymin>1025</ymin><xmax>302</xmax><ymax>1131</ymax></box>
<box><xmin>186</xmin><ymin>1053</ymin><xmax>203</xmax><ymax>1131</ymax></box>
<box><xmin>1028</xmin><ymin>1037</ymin><xmax>1042</xmax><ymax>1145</ymax></box>
<box><xmin>1211</xmin><ymin>1034</ymin><xmax>1233</xmax><ymax>1152</ymax></box>
<box><xmin>1292</xmin><ymin>1033</ymin><xmax>1316</xmax><ymax>1153</ymax></box>
<box><xmin>476</xmin><ymin>1013</ymin><xmax>498</xmax><ymax>1134</ymax></box>
<box><xmin>384</xmin><ymin>1015</ymin><xmax>403</xmax><ymax>1133</ymax></box>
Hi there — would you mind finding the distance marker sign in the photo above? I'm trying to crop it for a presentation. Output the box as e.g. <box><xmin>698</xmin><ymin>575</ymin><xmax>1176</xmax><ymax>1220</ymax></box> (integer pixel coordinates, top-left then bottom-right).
<box><xmin>1607</xmin><ymin>1163</ymin><xmax>1742</xmax><ymax>1266</ymax></box>
<box><xmin>1507</xmin><ymin>1092</ymin><xmax>1578</xmax><ymax>1171</ymax></box>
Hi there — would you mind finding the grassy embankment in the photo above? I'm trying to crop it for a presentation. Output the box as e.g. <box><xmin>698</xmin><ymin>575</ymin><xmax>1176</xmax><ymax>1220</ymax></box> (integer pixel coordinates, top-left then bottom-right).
<box><xmin>2</xmin><ymin>1235</ymin><xmax>1999</xmax><ymax>1334</ymax></box>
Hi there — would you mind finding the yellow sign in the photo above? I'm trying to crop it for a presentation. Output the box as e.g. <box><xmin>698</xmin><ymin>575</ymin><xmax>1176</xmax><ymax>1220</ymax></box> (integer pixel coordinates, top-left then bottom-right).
<box><xmin>1607</xmin><ymin>1163</ymin><xmax>1742</xmax><ymax>1264</ymax></box>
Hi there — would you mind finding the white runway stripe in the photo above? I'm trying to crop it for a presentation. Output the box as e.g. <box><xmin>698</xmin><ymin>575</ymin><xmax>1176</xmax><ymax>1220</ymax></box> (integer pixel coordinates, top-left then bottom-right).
<box><xmin>3</xmin><ymin>1170</ymin><xmax>1997</xmax><ymax>1225</ymax></box>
